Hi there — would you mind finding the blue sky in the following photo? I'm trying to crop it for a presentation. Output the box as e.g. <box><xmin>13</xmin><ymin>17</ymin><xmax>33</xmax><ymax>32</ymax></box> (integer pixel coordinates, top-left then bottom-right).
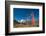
<box><xmin>13</xmin><ymin>8</ymin><xmax>39</xmax><ymax>21</ymax></box>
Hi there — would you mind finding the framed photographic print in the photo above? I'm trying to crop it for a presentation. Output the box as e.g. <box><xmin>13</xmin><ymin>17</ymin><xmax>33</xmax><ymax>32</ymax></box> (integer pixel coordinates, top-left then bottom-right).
<box><xmin>5</xmin><ymin>1</ymin><xmax>45</xmax><ymax>35</ymax></box>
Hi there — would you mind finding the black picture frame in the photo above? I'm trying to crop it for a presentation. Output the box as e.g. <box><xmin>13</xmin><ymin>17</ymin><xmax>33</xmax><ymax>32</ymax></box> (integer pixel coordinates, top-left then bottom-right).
<box><xmin>5</xmin><ymin>1</ymin><xmax>45</xmax><ymax>35</ymax></box>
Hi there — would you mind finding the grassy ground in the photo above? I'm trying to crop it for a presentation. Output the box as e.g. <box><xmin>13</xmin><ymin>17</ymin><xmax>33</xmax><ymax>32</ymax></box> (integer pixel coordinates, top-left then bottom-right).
<box><xmin>14</xmin><ymin>24</ymin><xmax>32</xmax><ymax>28</ymax></box>
<box><xmin>14</xmin><ymin>22</ymin><xmax>39</xmax><ymax>28</ymax></box>
<box><xmin>13</xmin><ymin>20</ymin><xmax>39</xmax><ymax>28</ymax></box>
